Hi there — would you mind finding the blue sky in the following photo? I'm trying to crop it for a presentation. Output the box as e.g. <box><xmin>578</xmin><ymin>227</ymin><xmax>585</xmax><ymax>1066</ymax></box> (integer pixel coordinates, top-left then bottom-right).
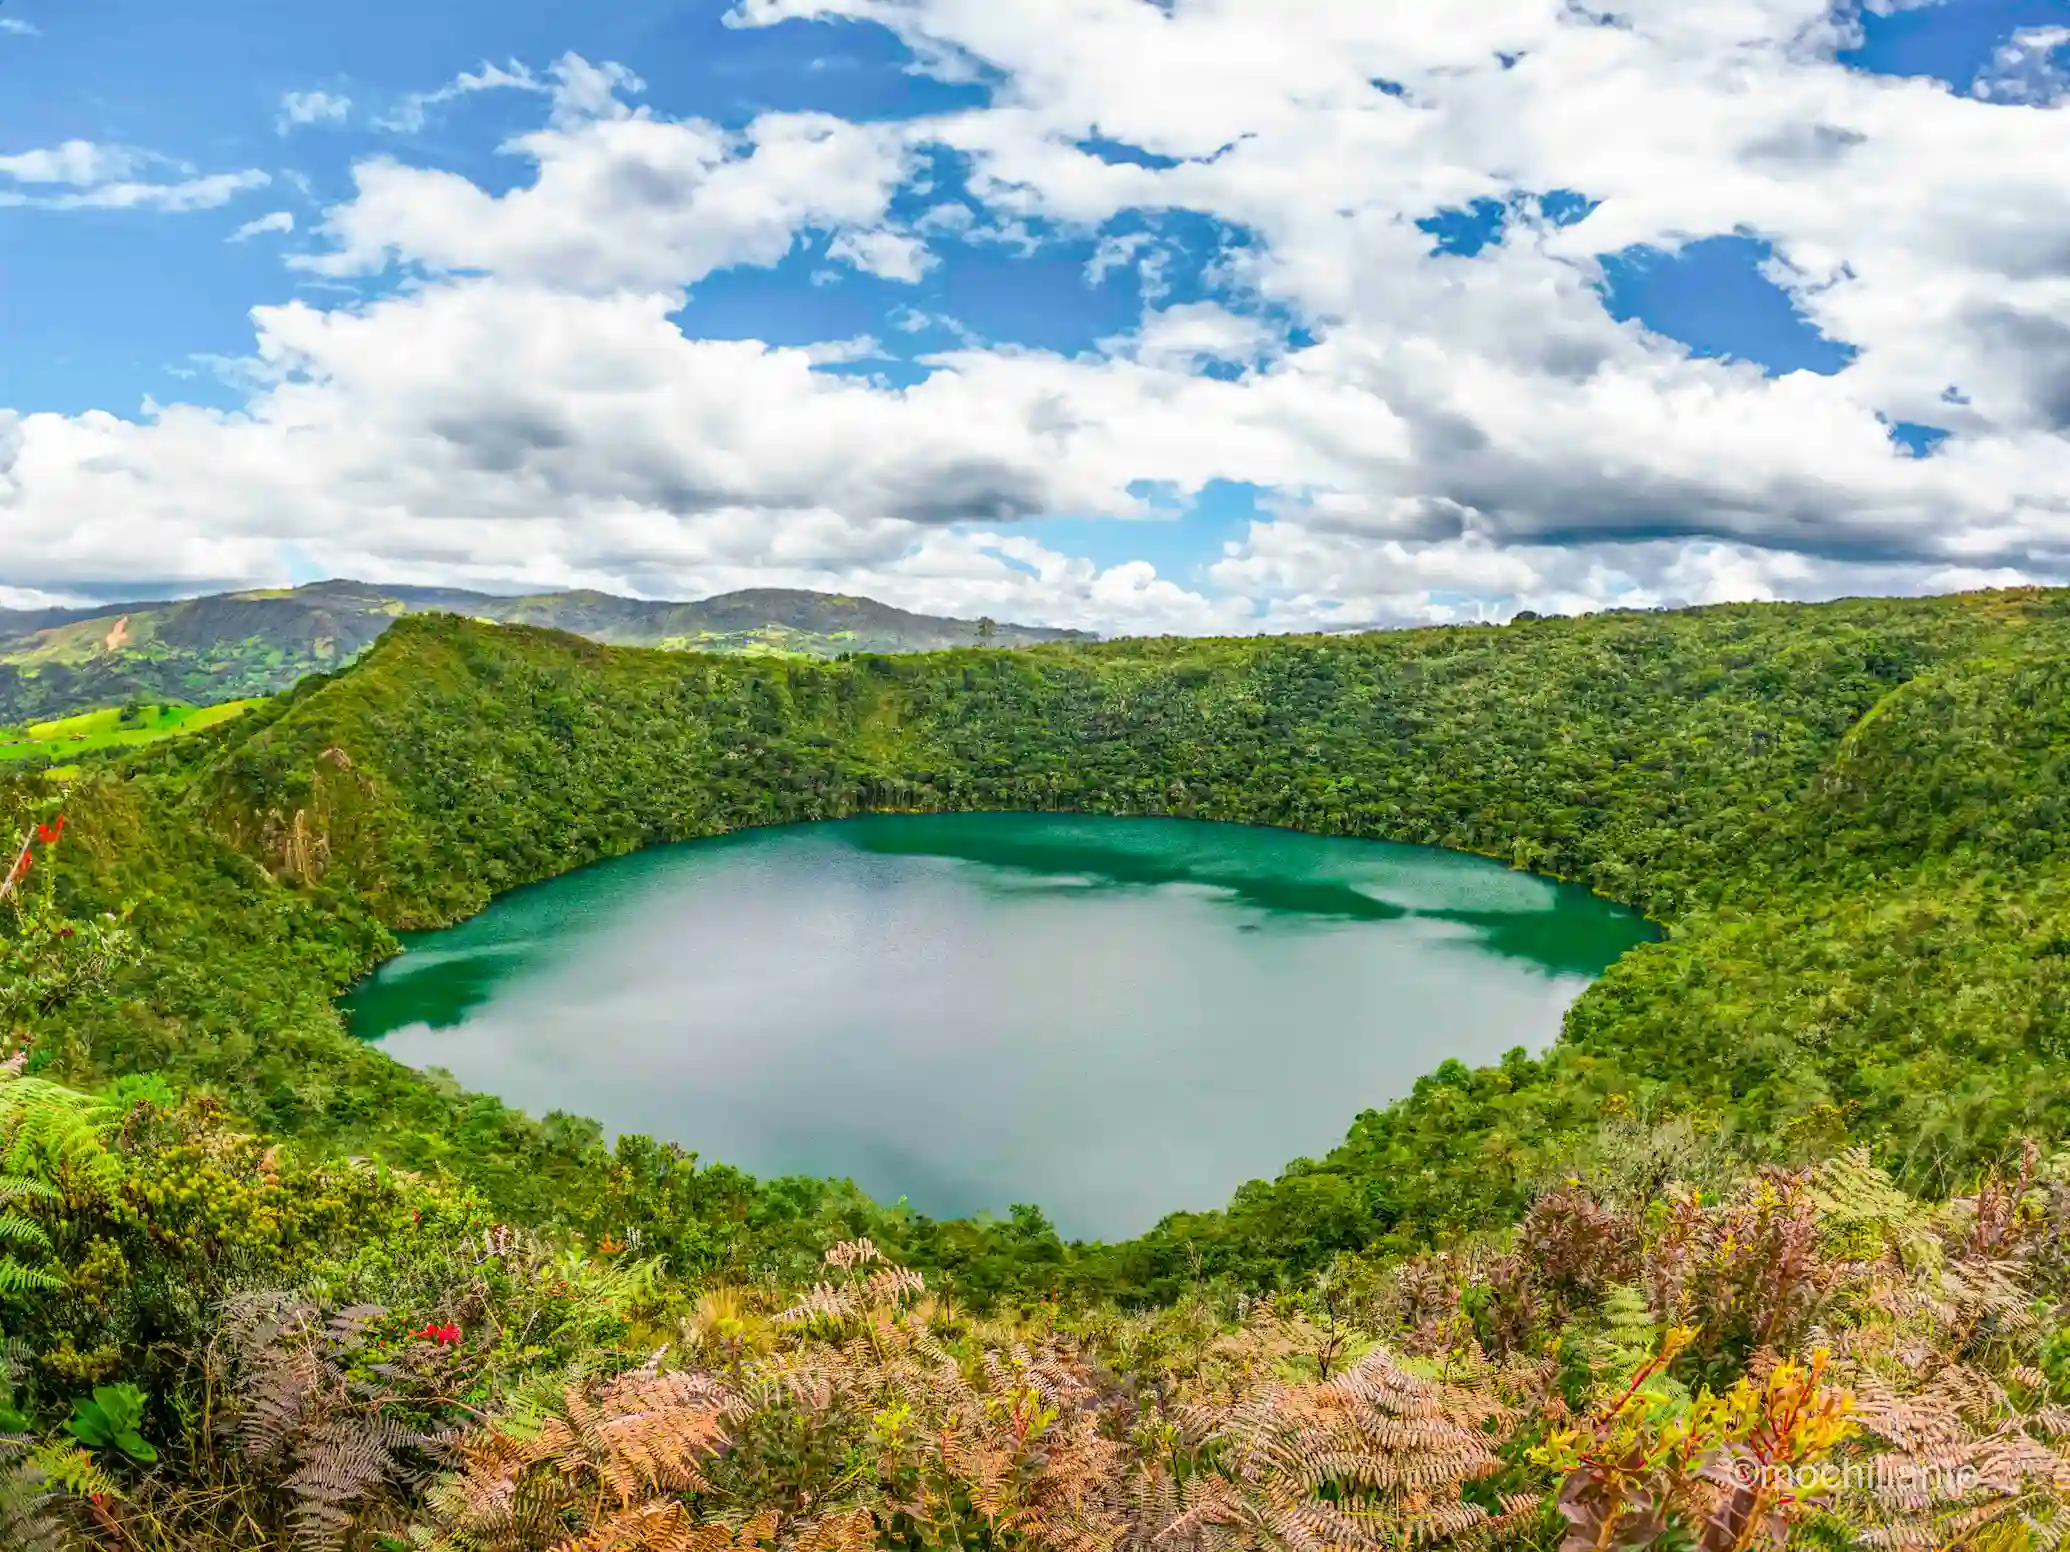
<box><xmin>1</xmin><ymin>0</ymin><xmax>2065</xmax><ymax>629</ymax></box>
<box><xmin>0</xmin><ymin>1</ymin><xmax>985</xmax><ymax>413</ymax></box>
<box><xmin>0</xmin><ymin>2</ymin><xmax>1933</xmax><ymax>413</ymax></box>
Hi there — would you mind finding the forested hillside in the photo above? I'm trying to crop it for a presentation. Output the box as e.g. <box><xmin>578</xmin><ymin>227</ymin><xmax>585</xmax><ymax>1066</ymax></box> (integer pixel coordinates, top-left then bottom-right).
<box><xmin>22</xmin><ymin>584</ymin><xmax>2069</xmax><ymax>1274</ymax></box>
<box><xmin>4</xmin><ymin>585</ymin><xmax>2069</xmax><ymax>1547</ymax></box>
<box><xmin>0</xmin><ymin>578</ymin><xmax>1095</xmax><ymax>724</ymax></box>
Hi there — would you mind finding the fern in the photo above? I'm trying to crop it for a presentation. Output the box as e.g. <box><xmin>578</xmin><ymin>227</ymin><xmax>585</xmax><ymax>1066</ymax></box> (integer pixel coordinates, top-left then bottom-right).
<box><xmin>0</xmin><ymin>1435</ymin><xmax>68</xmax><ymax>1552</ymax></box>
<box><xmin>1164</xmin><ymin>1342</ymin><xmax>1521</xmax><ymax>1552</ymax></box>
<box><xmin>1560</xmin><ymin>1285</ymin><xmax>1684</xmax><ymax>1414</ymax></box>
<box><xmin>0</xmin><ymin>1425</ymin><xmax>109</xmax><ymax>1552</ymax></box>
<box><xmin>417</xmin><ymin>1366</ymin><xmax>734</xmax><ymax>1552</ymax></box>
<box><xmin>0</xmin><ymin>1182</ymin><xmax>61</xmax><ymax>1296</ymax></box>
<box><xmin>216</xmin><ymin>1292</ymin><xmax>454</xmax><ymax>1552</ymax></box>
<box><xmin>0</xmin><ymin>1073</ymin><xmax>124</xmax><ymax>1202</ymax></box>
<box><xmin>1807</xmin><ymin>1147</ymin><xmax>1943</xmax><ymax>1273</ymax></box>
<box><xmin>0</xmin><ymin>1257</ymin><xmax>64</xmax><ymax>1296</ymax></box>
<box><xmin>777</xmin><ymin>1239</ymin><xmax>926</xmax><ymax>1329</ymax></box>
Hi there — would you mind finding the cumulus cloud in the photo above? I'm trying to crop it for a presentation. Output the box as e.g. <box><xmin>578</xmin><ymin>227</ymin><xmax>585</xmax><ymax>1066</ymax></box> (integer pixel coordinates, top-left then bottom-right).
<box><xmin>229</xmin><ymin>210</ymin><xmax>296</xmax><ymax>242</ymax></box>
<box><xmin>720</xmin><ymin>0</ymin><xmax>2070</xmax><ymax>598</ymax></box>
<box><xmin>0</xmin><ymin>140</ymin><xmax>143</xmax><ymax>185</ymax></box>
<box><xmin>826</xmin><ymin>226</ymin><xmax>936</xmax><ymax>282</ymax></box>
<box><xmin>277</xmin><ymin>90</ymin><xmax>352</xmax><ymax>132</ymax></box>
<box><xmin>0</xmin><ymin>140</ymin><xmax>268</xmax><ymax>210</ymax></box>
<box><xmin>4</xmin><ymin>3</ymin><xmax>2069</xmax><ymax>631</ymax></box>
<box><xmin>304</xmin><ymin>55</ymin><xmax>922</xmax><ymax>294</ymax></box>
<box><xmin>1973</xmin><ymin>26</ymin><xmax>2070</xmax><ymax>105</ymax></box>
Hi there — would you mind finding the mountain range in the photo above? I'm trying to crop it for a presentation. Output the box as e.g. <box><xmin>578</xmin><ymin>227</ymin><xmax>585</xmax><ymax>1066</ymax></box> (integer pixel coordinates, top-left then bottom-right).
<box><xmin>0</xmin><ymin>579</ymin><xmax>1097</xmax><ymax>725</ymax></box>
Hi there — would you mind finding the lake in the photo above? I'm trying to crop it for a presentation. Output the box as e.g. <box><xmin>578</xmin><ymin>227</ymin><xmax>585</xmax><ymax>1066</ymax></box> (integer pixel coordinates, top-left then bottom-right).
<box><xmin>345</xmin><ymin>813</ymin><xmax>1654</xmax><ymax>1240</ymax></box>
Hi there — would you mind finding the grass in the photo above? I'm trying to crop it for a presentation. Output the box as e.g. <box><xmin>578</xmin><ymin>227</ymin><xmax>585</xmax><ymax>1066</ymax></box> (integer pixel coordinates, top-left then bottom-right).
<box><xmin>651</xmin><ymin>628</ymin><xmax>834</xmax><ymax>658</ymax></box>
<box><xmin>0</xmin><ymin>700</ymin><xmax>258</xmax><ymax>763</ymax></box>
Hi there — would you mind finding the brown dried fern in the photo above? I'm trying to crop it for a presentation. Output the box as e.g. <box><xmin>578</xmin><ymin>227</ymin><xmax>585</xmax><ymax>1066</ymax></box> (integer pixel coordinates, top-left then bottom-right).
<box><xmin>1171</xmin><ymin>1346</ymin><xmax>1515</xmax><ymax>1552</ymax></box>
<box><xmin>215</xmin><ymin>1291</ymin><xmax>458</xmax><ymax>1552</ymax></box>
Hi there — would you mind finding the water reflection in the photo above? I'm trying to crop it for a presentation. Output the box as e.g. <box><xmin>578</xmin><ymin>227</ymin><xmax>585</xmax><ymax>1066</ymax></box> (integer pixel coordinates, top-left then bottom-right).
<box><xmin>345</xmin><ymin>814</ymin><xmax>1655</xmax><ymax>1238</ymax></box>
<box><xmin>848</xmin><ymin>813</ymin><xmax>1644</xmax><ymax>972</ymax></box>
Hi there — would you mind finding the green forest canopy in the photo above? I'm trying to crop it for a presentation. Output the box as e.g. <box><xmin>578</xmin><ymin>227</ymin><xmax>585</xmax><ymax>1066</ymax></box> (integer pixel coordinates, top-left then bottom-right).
<box><xmin>13</xmin><ymin>582</ymin><xmax>2070</xmax><ymax>1303</ymax></box>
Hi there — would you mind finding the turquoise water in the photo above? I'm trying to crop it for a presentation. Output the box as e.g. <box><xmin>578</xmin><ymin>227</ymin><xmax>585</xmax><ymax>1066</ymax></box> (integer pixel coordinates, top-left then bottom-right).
<box><xmin>346</xmin><ymin>814</ymin><xmax>1654</xmax><ymax>1239</ymax></box>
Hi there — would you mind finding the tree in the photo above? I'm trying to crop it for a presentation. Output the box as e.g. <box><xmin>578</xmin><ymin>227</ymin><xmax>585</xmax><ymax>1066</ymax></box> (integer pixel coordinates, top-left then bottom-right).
<box><xmin>1</xmin><ymin>813</ymin><xmax>136</xmax><ymax>1066</ymax></box>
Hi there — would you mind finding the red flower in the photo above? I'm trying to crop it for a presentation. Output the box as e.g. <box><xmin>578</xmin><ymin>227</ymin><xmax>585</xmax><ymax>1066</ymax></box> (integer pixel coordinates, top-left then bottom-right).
<box><xmin>412</xmin><ymin>1321</ymin><xmax>462</xmax><ymax>1345</ymax></box>
<box><xmin>35</xmin><ymin>816</ymin><xmax>64</xmax><ymax>846</ymax></box>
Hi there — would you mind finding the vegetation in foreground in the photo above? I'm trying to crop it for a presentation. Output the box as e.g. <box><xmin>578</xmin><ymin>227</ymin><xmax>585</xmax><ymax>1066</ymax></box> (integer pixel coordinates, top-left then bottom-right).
<box><xmin>4</xmin><ymin>877</ymin><xmax>2069</xmax><ymax>1549</ymax></box>
<box><xmin>2</xmin><ymin>583</ymin><xmax>2068</xmax><ymax>1544</ymax></box>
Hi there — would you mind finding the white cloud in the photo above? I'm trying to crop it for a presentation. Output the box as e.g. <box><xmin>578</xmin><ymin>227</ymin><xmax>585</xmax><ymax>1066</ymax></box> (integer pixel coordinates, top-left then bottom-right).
<box><xmin>4</xmin><ymin>8</ymin><xmax>2069</xmax><ymax>633</ymax></box>
<box><xmin>303</xmin><ymin>56</ymin><xmax>922</xmax><ymax>295</ymax></box>
<box><xmin>0</xmin><ymin>16</ymin><xmax>41</xmax><ymax>36</ymax></box>
<box><xmin>0</xmin><ymin>587</ymin><xmax>87</xmax><ymax>613</ymax></box>
<box><xmin>1973</xmin><ymin>26</ymin><xmax>2070</xmax><ymax>105</ymax></box>
<box><xmin>1111</xmin><ymin>303</ymin><xmax>1283</xmax><ymax>374</ymax></box>
<box><xmin>230</xmin><ymin>210</ymin><xmax>296</xmax><ymax>242</ymax></box>
<box><xmin>803</xmin><ymin>335</ymin><xmax>891</xmax><ymax>365</ymax></box>
<box><xmin>0</xmin><ymin>140</ymin><xmax>142</xmax><ymax>185</ymax></box>
<box><xmin>545</xmin><ymin>55</ymin><xmax>645</xmax><ymax>128</ymax></box>
<box><xmin>278</xmin><ymin>90</ymin><xmax>352</xmax><ymax>133</ymax></box>
<box><xmin>718</xmin><ymin>0</ymin><xmax>2070</xmax><ymax>588</ymax></box>
<box><xmin>0</xmin><ymin>170</ymin><xmax>269</xmax><ymax>212</ymax></box>
<box><xmin>0</xmin><ymin>140</ymin><xmax>268</xmax><ymax>211</ymax></box>
<box><xmin>826</xmin><ymin>226</ymin><xmax>935</xmax><ymax>281</ymax></box>
<box><xmin>373</xmin><ymin>59</ymin><xmax>549</xmax><ymax>134</ymax></box>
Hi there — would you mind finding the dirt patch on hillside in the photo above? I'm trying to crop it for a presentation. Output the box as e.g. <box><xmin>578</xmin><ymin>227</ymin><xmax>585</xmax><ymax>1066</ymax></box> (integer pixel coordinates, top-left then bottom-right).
<box><xmin>103</xmin><ymin>615</ymin><xmax>130</xmax><ymax>651</ymax></box>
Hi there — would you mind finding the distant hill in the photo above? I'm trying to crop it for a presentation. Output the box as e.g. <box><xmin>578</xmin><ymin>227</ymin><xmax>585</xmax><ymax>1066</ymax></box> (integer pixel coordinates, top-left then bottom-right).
<box><xmin>0</xmin><ymin>579</ymin><xmax>1097</xmax><ymax>724</ymax></box>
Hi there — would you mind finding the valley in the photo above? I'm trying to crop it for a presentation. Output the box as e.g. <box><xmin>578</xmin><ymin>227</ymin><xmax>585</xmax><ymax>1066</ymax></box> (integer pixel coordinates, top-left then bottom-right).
<box><xmin>4</xmin><ymin>584</ymin><xmax>2067</xmax><ymax>1548</ymax></box>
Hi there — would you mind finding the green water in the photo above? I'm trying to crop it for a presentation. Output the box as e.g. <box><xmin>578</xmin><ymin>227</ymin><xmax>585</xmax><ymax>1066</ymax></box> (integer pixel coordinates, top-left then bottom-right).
<box><xmin>346</xmin><ymin>814</ymin><xmax>1654</xmax><ymax>1240</ymax></box>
